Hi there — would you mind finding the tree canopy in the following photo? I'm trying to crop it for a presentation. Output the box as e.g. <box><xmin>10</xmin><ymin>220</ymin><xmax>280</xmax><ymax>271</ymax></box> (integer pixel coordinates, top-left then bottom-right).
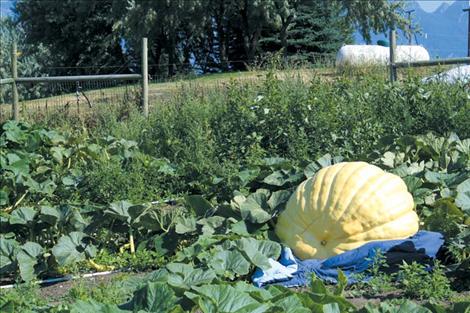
<box><xmin>10</xmin><ymin>0</ymin><xmax>408</xmax><ymax>76</ymax></box>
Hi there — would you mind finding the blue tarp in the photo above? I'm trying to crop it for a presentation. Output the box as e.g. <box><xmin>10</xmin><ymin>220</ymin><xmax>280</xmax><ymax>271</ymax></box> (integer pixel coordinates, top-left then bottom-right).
<box><xmin>252</xmin><ymin>231</ymin><xmax>444</xmax><ymax>287</ymax></box>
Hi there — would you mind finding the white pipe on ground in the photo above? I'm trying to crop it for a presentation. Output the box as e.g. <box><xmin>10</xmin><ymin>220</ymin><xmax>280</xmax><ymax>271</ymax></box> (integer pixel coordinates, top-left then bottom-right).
<box><xmin>0</xmin><ymin>270</ymin><xmax>119</xmax><ymax>289</ymax></box>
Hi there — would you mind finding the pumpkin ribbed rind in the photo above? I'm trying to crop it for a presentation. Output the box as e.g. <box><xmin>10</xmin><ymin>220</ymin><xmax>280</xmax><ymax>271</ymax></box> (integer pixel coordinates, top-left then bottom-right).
<box><xmin>275</xmin><ymin>161</ymin><xmax>419</xmax><ymax>260</ymax></box>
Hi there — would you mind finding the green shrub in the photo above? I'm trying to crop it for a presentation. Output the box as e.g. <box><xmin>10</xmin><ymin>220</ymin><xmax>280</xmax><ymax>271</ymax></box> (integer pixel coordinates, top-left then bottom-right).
<box><xmin>397</xmin><ymin>260</ymin><xmax>452</xmax><ymax>301</ymax></box>
<box><xmin>29</xmin><ymin>70</ymin><xmax>470</xmax><ymax>202</ymax></box>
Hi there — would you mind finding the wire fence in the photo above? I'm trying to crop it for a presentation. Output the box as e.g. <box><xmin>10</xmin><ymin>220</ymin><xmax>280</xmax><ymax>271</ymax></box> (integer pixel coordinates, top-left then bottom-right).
<box><xmin>0</xmin><ymin>48</ymin><xmax>338</xmax><ymax>123</ymax></box>
<box><xmin>0</xmin><ymin>79</ymin><xmax>142</xmax><ymax>122</ymax></box>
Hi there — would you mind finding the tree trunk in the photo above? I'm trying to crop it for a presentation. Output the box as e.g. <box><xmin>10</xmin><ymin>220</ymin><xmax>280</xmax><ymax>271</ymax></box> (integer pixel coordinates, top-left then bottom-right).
<box><xmin>167</xmin><ymin>17</ymin><xmax>177</xmax><ymax>77</ymax></box>
<box><xmin>247</xmin><ymin>28</ymin><xmax>261</xmax><ymax>62</ymax></box>
<box><xmin>216</xmin><ymin>1</ymin><xmax>229</xmax><ymax>71</ymax></box>
<box><xmin>168</xmin><ymin>44</ymin><xmax>176</xmax><ymax>77</ymax></box>
<box><xmin>151</xmin><ymin>43</ymin><xmax>162</xmax><ymax>77</ymax></box>
<box><xmin>240</xmin><ymin>0</ymin><xmax>255</xmax><ymax>64</ymax></box>
<box><xmin>280</xmin><ymin>19</ymin><xmax>289</xmax><ymax>61</ymax></box>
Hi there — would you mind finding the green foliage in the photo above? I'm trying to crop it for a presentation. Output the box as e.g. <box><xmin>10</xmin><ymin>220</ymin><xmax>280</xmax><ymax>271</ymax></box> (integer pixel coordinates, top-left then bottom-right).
<box><xmin>15</xmin><ymin>0</ymin><xmax>125</xmax><ymax>75</ymax></box>
<box><xmin>349</xmin><ymin>250</ymin><xmax>395</xmax><ymax>298</ymax></box>
<box><xmin>1</xmin><ymin>72</ymin><xmax>470</xmax><ymax>311</ymax></box>
<box><xmin>90</xmin><ymin>250</ymin><xmax>165</xmax><ymax>272</ymax></box>
<box><xmin>0</xmin><ymin>17</ymin><xmax>51</xmax><ymax>103</ymax></box>
<box><xmin>1</xmin><ymin>77</ymin><xmax>470</xmax><ymax>282</ymax></box>
<box><xmin>262</xmin><ymin>0</ymin><xmax>352</xmax><ymax>63</ymax></box>
<box><xmin>396</xmin><ymin>261</ymin><xmax>452</xmax><ymax>301</ymax></box>
<box><xmin>13</xmin><ymin>0</ymin><xmax>409</xmax><ymax>75</ymax></box>
<box><xmin>0</xmin><ymin>283</ymin><xmax>47</xmax><ymax>313</ymax></box>
<box><xmin>66</xmin><ymin>274</ymin><xmax>133</xmax><ymax>305</ymax></box>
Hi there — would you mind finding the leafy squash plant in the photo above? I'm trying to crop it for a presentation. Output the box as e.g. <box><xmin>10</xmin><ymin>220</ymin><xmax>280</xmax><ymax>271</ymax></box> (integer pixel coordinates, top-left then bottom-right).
<box><xmin>371</xmin><ymin>132</ymin><xmax>470</xmax><ymax>266</ymax></box>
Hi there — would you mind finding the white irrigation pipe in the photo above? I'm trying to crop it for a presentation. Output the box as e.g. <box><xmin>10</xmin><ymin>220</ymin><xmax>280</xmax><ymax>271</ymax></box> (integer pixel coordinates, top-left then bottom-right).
<box><xmin>0</xmin><ymin>270</ymin><xmax>120</xmax><ymax>290</ymax></box>
<box><xmin>150</xmin><ymin>198</ymin><xmax>182</xmax><ymax>205</ymax></box>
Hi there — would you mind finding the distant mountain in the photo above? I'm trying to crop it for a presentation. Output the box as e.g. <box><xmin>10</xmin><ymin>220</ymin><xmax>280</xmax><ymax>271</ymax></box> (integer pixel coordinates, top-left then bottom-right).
<box><xmin>355</xmin><ymin>0</ymin><xmax>468</xmax><ymax>58</ymax></box>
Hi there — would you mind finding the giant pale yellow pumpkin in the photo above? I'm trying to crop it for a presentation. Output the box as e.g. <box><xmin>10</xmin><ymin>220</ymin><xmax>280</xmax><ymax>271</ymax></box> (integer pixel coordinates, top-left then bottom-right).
<box><xmin>275</xmin><ymin>161</ymin><xmax>419</xmax><ymax>260</ymax></box>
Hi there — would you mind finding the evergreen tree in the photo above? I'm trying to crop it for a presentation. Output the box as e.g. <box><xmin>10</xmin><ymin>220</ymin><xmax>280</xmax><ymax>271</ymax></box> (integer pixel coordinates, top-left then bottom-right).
<box><xmin>286</xmin><ymin>0</ymin><xmax>352</xmax><ymax>63</ymax></box>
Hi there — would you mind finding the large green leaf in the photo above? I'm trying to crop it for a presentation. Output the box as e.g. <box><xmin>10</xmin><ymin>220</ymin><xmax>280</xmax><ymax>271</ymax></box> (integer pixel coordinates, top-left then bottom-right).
<box><xmin>272</xmin><ymin>294</ymin><xmax>311</xmax><ymax>313</ymax></box>
<box><xmin>39</xmin><ymin>205</ymin><xmax>61</xmax><ymax>225</ymax></box>
<box><xmin>262</xmin><ymin>157</ymin><xmax>290</xmax><ymax>168</ymax></box>
<box><xmin>234</xmin><ymin>192</ymin><xmax>271</xmax><ymax>224</ymax></box>
<box><xmin>137</xmin><ymin>205</ymin><xmax>181</xmax><ymax>232</ymax></box>
<box><xmin>267</xmin><ymin>190</ymin><xmax>292</xmax><ymax>211</ymax></box>
<box><xmin>209</xmin><ymin>250</ymin><xmax>251</xmax><ymax>278</ymax></box>
<box><xmin>6</xmin><ymin>158</ymin><xmax>30</xmax><ymax>178</ymax></box>
<box><xmin>186</xmin><ymin>284</ymin><xmax>262</xmax><ymax>313</ymax></box>
<box><xmin>175</xmin><ymin>215</ymin><xmax>197</xmax><ymax>234</ymax></box>
<box><xmin>16</xmin><ymin>242</ymin><xmax>43</xmax><ymax>282</ymax></box>
<box><xmin>197</xmin><ymin>216</ymin><xmax>225</xmax><ymax>235</ymax></box>
<box><xmin>9</xmin><ymin>207</ymin><xmax>36</xmax><ymax>225</ymax></box>
<box><xmin>424</xmin><ymin>171</ymin><xmax>463</xmax><ymax>186</ymax></box>
<box><xmin>105</xmin><ymin>201</ymin><xmax>133</xmax><ymax>224</ymax></box>
<box><xmin>50</xmin><ymin>146</ymin><xmax>68</xmax><ymax>164</ymax></box>
<box><xmin>236</xmin><ymin>238</ymin><xmax>281</xmax><ymax>270</ymax></box>
<box><xmin>24</xmin><ymin>177</ymin><xmax>57</xmax><ymax>195</ymax></box>
<box><xmin>402</xmin><ymin>176</ymin><xmax>422</xmax><ymax>193</ymax></box>
<box><xmin>185</xmin><ymin>195</ymin><xmax>214</xmax><ymax>217</ymax></box>
<box><xmin>0</xmin><ymin>237</ymin><xmax>19</xmax><ymax>274</ymax></box>
<box><xmin>456</xmin><ymin>178</ymin><xmax>470</xmax><ymax>212</ymax></box>
<box><xmin>166</xmin><ymin>263</ymin><xmax>217</xmax><ymax>290</ymax></box>
<box><xmin>449</xmin><ymin>302</ymin><xmax>470</xmax><ymax>313</ymax></box>
<box><xmin>39</xmin><ymin>129</ymin><xmax>66</xmax><ymax>145</ymax></box>
<box><xmin>70</xmin><ymin>300</ymin><xmax>128</xmax><ymax>313</ymax></box>
<box><xmin>322</xmin><ymin>303</ymin><xmax>341</xmax><ymax>313</ymax></box>
<box><xmin>2</xmin><ymin>121</ymin><xmax>27</xmax><ymax>144</ymax></box>
<box><xmin>0</xmin><ymin>190</ymin><xmax>9</xmax><ymax>206</ymax></box>
<box><xmin>52</xmin><ymin>231</ymin><xmax>90</xmax><ymax>266</ymax></box>
<box><xmin>263</xmin><ymin>170</ymin><xmax>303</xmax><ymax>187</ymax></box>
<box><xmin>129</xmin><ymin>281</ymin><xmax>180</xmax><ymax>313</ymax></box>
<box><xmin>236</xmin><ymin>168</ymin><xmax>261</xmax><ymax>187</ymax></box>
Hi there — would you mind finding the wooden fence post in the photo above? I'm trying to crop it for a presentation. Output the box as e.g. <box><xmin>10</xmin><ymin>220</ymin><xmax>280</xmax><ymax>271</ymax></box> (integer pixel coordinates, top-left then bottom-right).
<box><xmin>11</xmin><ymin>42</ymin><xmax>19</xmax><ymax>120</ymax></box>
<box><xmin>389</xmin><ymin>29</ymin><xmax>397</xmax><ymax>82</ymax></box>
<box><xmin>142</xmin><ymin>38</ymin><xmax>149</xmax><ymax>117</ymax></box>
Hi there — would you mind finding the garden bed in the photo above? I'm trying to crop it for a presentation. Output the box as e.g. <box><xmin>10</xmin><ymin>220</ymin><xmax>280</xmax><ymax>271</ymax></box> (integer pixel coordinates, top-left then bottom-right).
<box><xmin>1</xmin><ymin>71</ymin><xmax>469</xmax><ymax>312</ymax></box>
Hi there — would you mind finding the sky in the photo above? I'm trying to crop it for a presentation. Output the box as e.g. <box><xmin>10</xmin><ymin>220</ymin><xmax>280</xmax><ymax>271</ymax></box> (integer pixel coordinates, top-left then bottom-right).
<box><xmin>417</xmin><ymin>0</ymin><xmax>456</xmax><ymax>12</ymax></box>
<box><xmin>0</xmin><ymin>0</ymin><xmax>14</xmax><ymax>18</ymax></box>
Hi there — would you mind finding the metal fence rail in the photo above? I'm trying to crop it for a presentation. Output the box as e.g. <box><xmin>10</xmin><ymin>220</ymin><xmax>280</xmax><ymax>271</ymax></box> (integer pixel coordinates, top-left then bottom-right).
<box><xmin>395</xmin><ymin>57</ymin><xmax>470</xmax><ymax>68</ymax></box>
<box><xmin>14</xmin><ymin>74</ymin><xmax>142</xmax><ymax>83</ymax></box>
<box><xmin>1</xmin><ymin>38</ymin><xmax>149</xmax><ymax>121</ymax></box>
<box><xmin>389</xmin><ymin>29</ymin><xmax>470</xmax><ymax>81</ymax></box>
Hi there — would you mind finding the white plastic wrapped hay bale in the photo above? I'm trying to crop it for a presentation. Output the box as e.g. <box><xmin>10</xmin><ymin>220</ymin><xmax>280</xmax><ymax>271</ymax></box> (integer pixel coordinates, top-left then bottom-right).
<box><xmin>423</xmin><ymin>65</ymin><xmax>470</xmax><ymax>84</ymax></box>
<box><xmin>335</xmin><ymin>45</ymin><xmax>430</xmax><ymax>67</ymax></box>
<box><xmin>395</xmin><ymin>45</ymin><xmax>430</xmax><ymax>63</ymax></box>
<box><xmin>335</xmin><ymin>45</ymin><xmax>389</xmax><ymax>67</ymax></box>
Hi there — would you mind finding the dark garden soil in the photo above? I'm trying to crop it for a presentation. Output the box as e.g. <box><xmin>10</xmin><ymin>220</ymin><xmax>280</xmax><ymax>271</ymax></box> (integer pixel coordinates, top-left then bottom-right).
<box><xmin>28</xmin><ymin>271</ymin><xmax>469</xmax><ymax>308</ymax></box>
<box><xmin>36</xmin><ymin>271</ymin><xmax>149</xmax><ymax>305</ymax></box>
